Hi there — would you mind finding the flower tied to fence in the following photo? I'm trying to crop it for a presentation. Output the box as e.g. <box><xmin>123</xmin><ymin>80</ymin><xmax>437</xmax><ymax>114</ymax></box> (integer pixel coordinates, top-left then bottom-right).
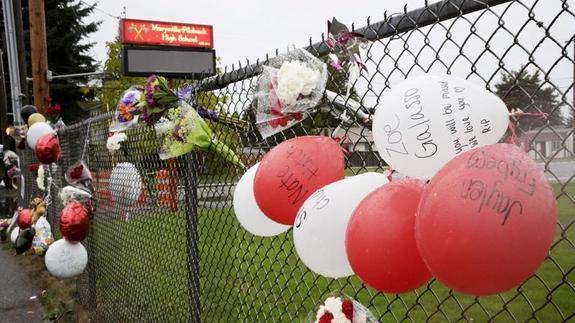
<box><xmin>255</xmin><ymin>48</ymin><xmax>328</xmax><ymax>138</ymax></box>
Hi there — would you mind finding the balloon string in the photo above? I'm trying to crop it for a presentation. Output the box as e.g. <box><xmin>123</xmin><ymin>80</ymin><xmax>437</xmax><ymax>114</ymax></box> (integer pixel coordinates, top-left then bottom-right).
<box><xmin>510</xmin><ymin>108</ymin><xmax>549</xmax><ymax>119</ymax></box>
<box><xmin>81</xmin><ymin>120</ymin><xmax>92</xmax><ymax>161</ymax></box>
<box><xmin>385</xmin><ymin>167</ymin><xmax>394</xmax><ymax>182</ymax></box>
<box><xmin>506</xmin><ymin>109</ymin><xmax>549</xmax><ymax>146</ymax></box>
<box><xmin>505</xmin><ymin>120</ymin><xmax>519</xmax><ymax>145</ymax></box>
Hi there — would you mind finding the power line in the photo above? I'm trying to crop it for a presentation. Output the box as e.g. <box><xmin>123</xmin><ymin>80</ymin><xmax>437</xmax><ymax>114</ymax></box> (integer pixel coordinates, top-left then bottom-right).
<box><xmin>79</xmin><ymin>0</ymin><xmax>121</xmax><ymax>20</ymax></box>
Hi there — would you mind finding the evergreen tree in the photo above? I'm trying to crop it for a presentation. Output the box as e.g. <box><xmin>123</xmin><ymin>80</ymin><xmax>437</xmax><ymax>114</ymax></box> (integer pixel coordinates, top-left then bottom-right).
<box><xmin>495</xmin><ymin>67</ymin><xmax>565</xmax><ymax>128</ymax></box>
<box><xmin>21</xmin><ymin>0</ymin><xmax>101</xmax><ymax>122</ymax></box>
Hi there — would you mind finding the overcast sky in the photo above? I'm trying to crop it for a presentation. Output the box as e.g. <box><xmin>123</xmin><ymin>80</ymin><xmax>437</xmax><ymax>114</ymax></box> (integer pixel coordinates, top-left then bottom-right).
<box><xmin>83</xmin><ymin>0</ymin><xmax>574</xmax><ymax>110</ymax></box>
<box><xmin>84</xmin><ymin>0</ymin><xmax>442</xmax><ymax>68</ymax></box>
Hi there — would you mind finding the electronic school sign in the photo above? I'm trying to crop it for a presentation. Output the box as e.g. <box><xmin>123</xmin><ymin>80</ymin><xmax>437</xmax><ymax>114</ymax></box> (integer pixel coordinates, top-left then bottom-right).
<box><xmin>120</xmin><ymin>18</ymin><xmax>216</xmax><ymax>78</ymax></box>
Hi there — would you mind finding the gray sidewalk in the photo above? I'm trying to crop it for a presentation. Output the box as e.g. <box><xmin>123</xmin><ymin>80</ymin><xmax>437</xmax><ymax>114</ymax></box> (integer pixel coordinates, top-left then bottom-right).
<box><xmin>0</xmin><ymin>247</ymin><xmax>44</xmax><ymax>323</ymax></box>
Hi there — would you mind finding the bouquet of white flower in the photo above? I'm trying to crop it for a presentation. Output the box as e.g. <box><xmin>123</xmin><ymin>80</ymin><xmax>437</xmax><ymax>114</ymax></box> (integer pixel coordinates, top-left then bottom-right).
<box><xmin>308</xmin><ymin>295</ymin><xmax>378</xmax><ymax>323</ymax></box>
<box><xmin>255</xmin><ymin>48</ymin><xmax>327</xmax><ymax>138</ymax></box>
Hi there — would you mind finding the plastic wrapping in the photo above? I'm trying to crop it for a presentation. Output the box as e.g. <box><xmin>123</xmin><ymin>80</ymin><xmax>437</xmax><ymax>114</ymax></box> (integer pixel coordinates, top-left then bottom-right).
<box><xmin>64</xmin><ymin>161</ymin><xmax>93</xmax><ymax>187</ymax></box>
<box><xmin>255</xmin><ymin>48</ymin><xmax>327</xmax><ymax>138</ymax></box>
<box><xmin>155</xmin><ymin>103</ymin><xmax>243</xmax><ymax>167</ymax></box>
<box><xmin>109</xmin><ymin>86</ymin><xmax>144</xmax><ymax>133</ymax></box>
<box><xmin>60</xmin><ymin>185</ymin><xmax>93</xmax><ymax>206</ymax></box>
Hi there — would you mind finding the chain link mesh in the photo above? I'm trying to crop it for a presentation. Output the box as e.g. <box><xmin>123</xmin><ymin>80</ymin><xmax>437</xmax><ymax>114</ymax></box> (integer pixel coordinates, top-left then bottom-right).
<box><xmin>15</xmin><ymin>0</ymin><xmax>574</xmax><ymax>321</ymax></box>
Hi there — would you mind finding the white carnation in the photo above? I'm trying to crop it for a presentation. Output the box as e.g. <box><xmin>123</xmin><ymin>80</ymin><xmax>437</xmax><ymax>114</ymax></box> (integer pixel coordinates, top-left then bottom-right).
<box><xmin>276</xmin><ymin>60</ymin><xmax>321</xmax><ymax>105</ymax></box>
<box><xmin>332</xmin><ymin>317</ymin><xmax>351</xmax><ymax>323</ymax></box>
<box><xmin>315</xmin><ymin>305</ymin><xmax>327</xmax><ymax>322</ymax></box>
<box><xmin>324</xmin><ymin>296</ymin><xmax>343</xmax><ymax>314</ymax></box>
<box><xmin>155</xmin><ymin>120</ymin><xmax>175</xmax><ymax>135</ymax></box>
<box><xmin>37</xmin><ymin>165</ymin><xmax>45</xmax><ymax>191</ymax></box>
<box><xmin>106</xmin><ymin>132</ymin><xmax>128</xmax><ymax>152</ymax></box>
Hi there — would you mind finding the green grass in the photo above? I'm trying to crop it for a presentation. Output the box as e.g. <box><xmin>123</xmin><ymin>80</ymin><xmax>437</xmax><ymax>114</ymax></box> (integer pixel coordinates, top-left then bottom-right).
<box><xmin>89</xmin><ymin>183</ymin><xmax>575</xmax><ymax>322</ymax></box>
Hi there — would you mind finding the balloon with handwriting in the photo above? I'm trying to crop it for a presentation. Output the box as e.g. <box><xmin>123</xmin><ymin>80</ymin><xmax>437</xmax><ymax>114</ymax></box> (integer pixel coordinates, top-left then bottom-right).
<box><xmin>416</xmin><ymin>143</ymin><xmax>556</xmax><ymax>296</ymax></box>
<box><xmin>294</xmin><ymin>173</ymin><xmax>388</xmax><ymax>278</ymax></box>
<box><xmin>110</xmin><ymin>162</ymin><xmax>142</xmax><ymax>207</ymax></box>
<box><xmin>373</xmin><ymin>74</ymin><xmax>509</xmax><ymax>179</ymax></box>
<box><xmin>45</xmin><ymin>239</ymin><xmax>88</xmax><ymax>279</ymax></box>
<box><xmin>254</xmin><ymin>136</ymin><xmax>345</xmax><ymax>225</ymax></box>
<box><xmin>234</xmin><ymin>162</ymin><xmax>291</xmax><ymax>236</ymax></box>
<box><xmin>346</xmin><ymin>178</ymin><xmax>431</xmax><ymax>293</ymax></box>
<box><xmin>26</xmin><ymin>122</ymin><xmax>55</xmax><ymax>150</ymax></box>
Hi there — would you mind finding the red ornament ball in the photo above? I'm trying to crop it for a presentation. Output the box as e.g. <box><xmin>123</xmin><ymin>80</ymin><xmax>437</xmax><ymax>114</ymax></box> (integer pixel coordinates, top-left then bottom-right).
<box><xmin>416</xmin><ymin>143</ymin><xmax>557</xmax><ymax>296</ymax></box>
<box><xmin>59</xmin><ymin>201</ymin><xmax>90</xmax><ymax>242</ymax></box>
<box><xmin>254</xmin><ymin>136</ymin><xmax>345</xmax><ymax>225</ymax></box>
<box><xmin>346</xmin><ymin>178</ymin><xmax>432</xmax><ymax>293</ymax></box>
<box><xmin>35</xmin><ymin>133</ymin><xmax>62</xmax><ymax>164</ymax></box>
<box><xmin>17</xmin><ymin>209</ymin><xmax>32</xmax><ymax>230</ymax></box>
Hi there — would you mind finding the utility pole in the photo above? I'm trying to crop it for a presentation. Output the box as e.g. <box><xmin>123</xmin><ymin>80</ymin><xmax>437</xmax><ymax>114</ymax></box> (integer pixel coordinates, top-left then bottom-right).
<box><xmin>13</xmin><ymin>0</ymin><xmax>29</xmax><ymax>104</ymax></box>
<box><xmin>28</xmin><ymin>0</ymin><xmax>49</xmax><ymax>114</ymax></box>
<box><xmin>0</xmin><ymin>48</ymin><xmax>9</xmax><ymax>149</ymax></box>
<box><xmin>1</xmin><ymin>0</ymin><xmax>24</xmax><ymax>123</ymax></box>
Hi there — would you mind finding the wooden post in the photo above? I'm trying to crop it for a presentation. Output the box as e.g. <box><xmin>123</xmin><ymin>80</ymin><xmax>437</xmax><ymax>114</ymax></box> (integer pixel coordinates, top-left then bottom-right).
<box><xmin>28</xmin><ymin>0</ymin><xmax>49</xmax><ymax>114</ymax></box>
<box><xmin>13</xmin><ymin>0</ymin><xmax>29</xmax><ymax>104</ymax></box>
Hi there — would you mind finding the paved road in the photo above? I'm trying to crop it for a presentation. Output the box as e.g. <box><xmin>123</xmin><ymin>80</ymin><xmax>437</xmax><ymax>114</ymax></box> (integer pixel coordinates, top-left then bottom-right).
<box><xmin>0</xmin><ymin>247</ymin><xmax>45</xmax><ymax>322</ymax></box>
<box><xmin>539</xmin><ymin>160</ymin><xmax>575</xmax><ymax>183</ymax></box>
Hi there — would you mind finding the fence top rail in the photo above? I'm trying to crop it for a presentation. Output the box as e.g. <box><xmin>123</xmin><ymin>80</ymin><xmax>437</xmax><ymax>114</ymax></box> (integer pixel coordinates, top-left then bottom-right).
<box><xmin>197</xmin><ymin>0</ymin><xmax>513</xmax><ymax>92</ymax></box>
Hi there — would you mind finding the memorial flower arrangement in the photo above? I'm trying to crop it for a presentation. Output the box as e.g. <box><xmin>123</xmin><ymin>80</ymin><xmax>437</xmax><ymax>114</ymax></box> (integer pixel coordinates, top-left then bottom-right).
<box><xmin>106</xmin><ymin>75</ymin><xmax>246</xmax><ymax>167</ymax></box>
<box><xmin>106</xmin><ymin>132</ymin><xmax>128</xmax><ymax>152</ymax></box>
<box><xmin>155</xmin><ymin>104</ymin><xmax>244</xmax><ymax>167</ymax></box>
<box><xmin>311</xmin><ymin>296</ymin><xmax>377</xmax><ymax>323</ymax></box>
<box><xmin>45</xmin><ymin>100</ymin><xmax>62</xmax><ymax>123</ymax></box>
<box><xmin>36</xmin><ymin>165</ymin><xmax>46</xmax><ymax>191</ymax></box>
<box><xmin>109</xmin><ymin>87</ymin><xmax>143</xmax><ymax>132</ymax></box>
<box><xmin>255</xmin><ymin>48</ymin><xmax>328</xmax><ymax>138</ymax></box>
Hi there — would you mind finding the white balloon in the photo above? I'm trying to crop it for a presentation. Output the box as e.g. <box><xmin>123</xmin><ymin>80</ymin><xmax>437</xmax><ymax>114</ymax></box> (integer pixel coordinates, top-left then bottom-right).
<box><xmin>373</xmin><ymin>74</ymin><xmax>509</xmax><ymax>179</ymax></box>
<box><xmin>293</xmin><ymin>173</ymin><xmax>388</xmax><ymax>278</ymax></box>
<box><xmin>26</xmin><ymin>122</ymin><xmax>55</xmax><ymax>150</ymax></box>
<box><xmin>110</xmin><ymin>162</ymin><xmax>142</xmax><ymax>206</ymax></box>
<box><xmin>10</xmin><ymin>227</ymin><xmax>19</xmax><ymax>244</ymax></box>
<box><xmin>233</xmin><ymin>162</ymin><xmax>291</xmax><ymax>237</ymax></box>
<box><xmin>45</xmin><ymin>239</ymin><xmax>88</xmax><ymax>279</ymax></box>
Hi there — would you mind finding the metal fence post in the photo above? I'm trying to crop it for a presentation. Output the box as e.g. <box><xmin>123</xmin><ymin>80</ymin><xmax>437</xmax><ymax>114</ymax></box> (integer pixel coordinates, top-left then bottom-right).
<box><xmin>183</xmin><ymin>152</ymin><xmax>202</xmax><ymax>322</ymax></box>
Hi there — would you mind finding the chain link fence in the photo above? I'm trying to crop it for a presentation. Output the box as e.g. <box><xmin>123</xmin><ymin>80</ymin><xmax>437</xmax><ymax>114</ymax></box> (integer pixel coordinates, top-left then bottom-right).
<box><xmin>16</xmin><ymin>0</ymin><xmax>574</xmax><ymax>321</ymax></box>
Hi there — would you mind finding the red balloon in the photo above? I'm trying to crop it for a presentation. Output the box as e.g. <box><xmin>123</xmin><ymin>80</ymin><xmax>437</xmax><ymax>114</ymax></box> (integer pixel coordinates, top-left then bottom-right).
<box><xmin>416</xmin><ymin>143</ymin><xmax>557</xmax><ymax>296</ymax></box>
<box><xmin>254</xmin><ymin>136</ymin><xmax>345</xmax><ymax>225</ymax></box>
<box><xmin>35</xmin><ymin>133</ymin><xmax>62</xmax><ymax>164</ymax></box>
<box><xmin>346</xmin><ymin>178</ymin><xmax>432</xmax><ymax>293</ymax></box>
<box><xmin>59</xmin><ymin>201</ymin><xmax>90</xmax><ymax>242</ymax></box>
<box><xmin>17</xmin><ymin>209</ymin><xmax>32</xmax><ymax>230</ymax></box>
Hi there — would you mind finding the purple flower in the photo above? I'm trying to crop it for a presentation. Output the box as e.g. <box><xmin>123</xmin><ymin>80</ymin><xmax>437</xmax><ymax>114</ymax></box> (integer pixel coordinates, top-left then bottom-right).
<box><xmin>172</xmin><ymin>125</ymin><xmax>185</xmax><ymax>142</ymax></box>
<box><xmin>197</xmin><ymin>106</ymin><xmax>218</xmax><ymax>121</ymax></box>
<box><xmin>141</xmin><ymin>110</ymin><xmax>161</xmax><ymax>125</ymax></box>
<box><xmin>145</xmin><ymin>75</ymin><xmax>159</xmax><ymax>107</ymax></box>
<box><xmin>177</xmin><ymin>86</ymin><xmax>194</xmax><ymax>103</ymax></box>
<box><xmin>121</xmin><ymin>91</ymin><xmax>139</xmax><ymax>106</ymax></box>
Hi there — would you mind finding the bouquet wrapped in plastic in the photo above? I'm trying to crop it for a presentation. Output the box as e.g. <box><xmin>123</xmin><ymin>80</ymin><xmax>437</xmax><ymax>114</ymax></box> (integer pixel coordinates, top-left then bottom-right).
<box><xmin>64</xmin><ymin>161</ymin><xmax>93</xmax><ymax>189</ymax></box>
<box><xmin>109</xmin><ymin>86</ymin><xmax>144</xmax><ymax>133</ymax></box>
<box><xmin>255</xmin><ymin>48</ymin><xmax>328</xmax><ymax>138</ymax></box>
<box><xmin>308</xmin><ymin>295</ymin><xmax>378</xmax><ymax>323</ymax></box>
<box><xmin>155</xmin><ymin>102</ymin><xmax>244</xmax><ymax>167</ymax></box>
